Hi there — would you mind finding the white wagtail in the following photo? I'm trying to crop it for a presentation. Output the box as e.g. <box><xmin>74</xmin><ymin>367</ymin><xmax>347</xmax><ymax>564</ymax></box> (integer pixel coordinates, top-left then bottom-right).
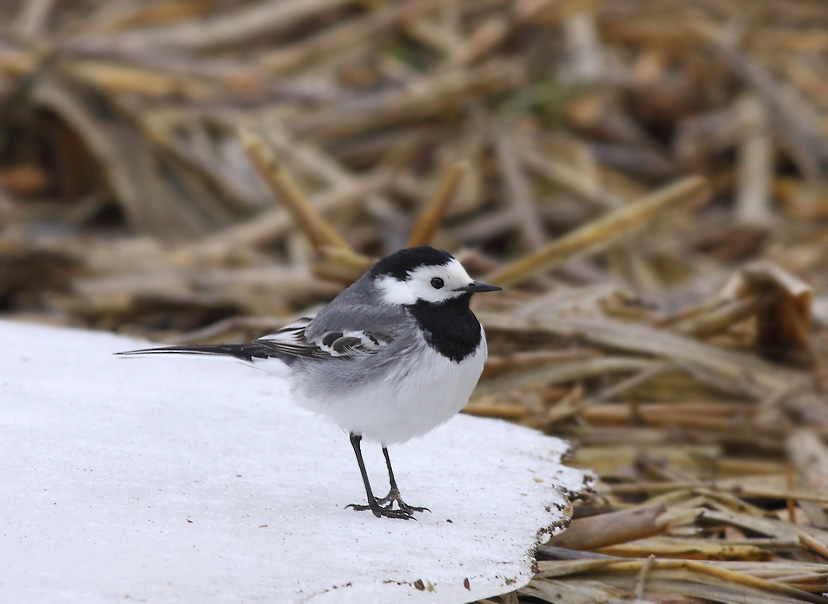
<box><xmin>118</xmin><ymin>246</ymin><xmax>501</xmax><ymax>520</ymax></box>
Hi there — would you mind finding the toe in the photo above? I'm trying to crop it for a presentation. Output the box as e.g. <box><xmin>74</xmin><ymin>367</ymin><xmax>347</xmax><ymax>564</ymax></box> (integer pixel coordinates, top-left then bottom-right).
<box><xmin>398</xmin><ymin>502</ymin><xmax>431</xmax><ymax>514</ymax></box>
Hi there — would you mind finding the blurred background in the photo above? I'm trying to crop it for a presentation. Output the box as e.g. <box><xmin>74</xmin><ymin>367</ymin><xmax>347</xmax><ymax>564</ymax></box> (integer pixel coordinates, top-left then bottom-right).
<box><xmin>2</xmin><ymin>0</ymin><xmax>828</xmax><ymax>601</ymax></box>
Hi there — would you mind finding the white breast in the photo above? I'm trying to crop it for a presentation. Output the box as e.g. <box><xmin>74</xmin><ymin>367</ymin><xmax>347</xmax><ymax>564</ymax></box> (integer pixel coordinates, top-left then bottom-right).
<box><xmin>294</xmin><ymin>328</ymin><xmax>488</xmax><ymax>445</ymax></box>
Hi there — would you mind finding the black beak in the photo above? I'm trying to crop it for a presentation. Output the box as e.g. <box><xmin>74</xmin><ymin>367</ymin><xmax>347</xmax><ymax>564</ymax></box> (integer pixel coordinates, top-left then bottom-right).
<box><xmin>462</xmin><ymin>281</ymin><xmax>502</xmax><ymax>294</ymax></box>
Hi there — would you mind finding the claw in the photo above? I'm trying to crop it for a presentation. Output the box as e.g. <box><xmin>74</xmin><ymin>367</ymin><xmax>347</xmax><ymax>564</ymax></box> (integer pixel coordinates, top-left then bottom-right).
<box><xmin>345</xmin><ymin>493</ymin><xmax>429</xmax><ymax>519</ymax></box>
<box><xmin>399</xmin><ymin>502</ymin><xmax>431</xmax><ymax>514</ymax></box>
<box><xmin>346</xmin><ymin>501</ymin><xmax>416</xmax><ymax>520</ymax></box>
<box><xmin>377</xmin><ymin>487</ymin><xmax>431</xmax><ymax>514</ymax></box>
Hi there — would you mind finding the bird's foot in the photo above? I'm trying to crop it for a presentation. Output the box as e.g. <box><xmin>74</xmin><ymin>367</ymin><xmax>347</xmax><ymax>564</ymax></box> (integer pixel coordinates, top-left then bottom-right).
<box><xmin>346</xmin><ymin>499</ymin><xmax>417</xmax><ymax>520</ymax></box>
<box><xmin>346</xmin><ymin>488</ymin><xmax>430</xmax><ymax>520</ymax></box>
<box><xmin>376</xmin><ymin>487</ymin><xmax>431</xmax><ymax>515</ymax></box>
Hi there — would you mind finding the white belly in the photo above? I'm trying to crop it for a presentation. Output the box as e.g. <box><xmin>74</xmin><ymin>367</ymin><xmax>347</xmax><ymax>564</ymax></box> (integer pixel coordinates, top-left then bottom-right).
<box><xmin>295</xmin><ymin>335</ymin><xmax>487</xmax><ymax>445</ymax></box>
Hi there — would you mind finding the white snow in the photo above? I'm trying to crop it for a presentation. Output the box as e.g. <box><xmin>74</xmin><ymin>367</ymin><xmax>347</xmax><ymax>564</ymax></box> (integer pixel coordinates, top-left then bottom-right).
<box><xmin>0</xmin><ymin>320</ymin><xmax>592</xmax><ymax>603</ymax></box>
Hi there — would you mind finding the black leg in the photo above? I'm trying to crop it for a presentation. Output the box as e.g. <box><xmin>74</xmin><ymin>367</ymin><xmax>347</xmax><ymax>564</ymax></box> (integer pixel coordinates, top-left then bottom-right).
<box><xmin>374</xmin><ymin>446</ymin><xmax>430</xmax><ymax>515</ymax></box>
<box><xmin>382</xmin><ymin>446</ymin><xmax>399</xmax><ymax>491</ymax></box>
<box><xmin>349</xmin><ymin>434</ymin><xmax>377</xmax><ymax>513</ymax></box>
<box><xmin>345</xmin><ymin>434</ymin><xmax>416</xmax><ymax>520</ymax></box>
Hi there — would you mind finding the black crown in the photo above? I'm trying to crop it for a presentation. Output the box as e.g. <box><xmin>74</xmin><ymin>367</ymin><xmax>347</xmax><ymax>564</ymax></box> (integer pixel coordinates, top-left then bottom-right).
<box><xmin>370</xmin><ymin>246</ymin><xmax>454</xmax><ymax>281</ymax></box>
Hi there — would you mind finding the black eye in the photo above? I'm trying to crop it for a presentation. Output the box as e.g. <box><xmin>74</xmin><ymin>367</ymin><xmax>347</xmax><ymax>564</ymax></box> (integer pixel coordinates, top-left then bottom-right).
<box><xmin>430</xmin><ymin>277</ymin><xmax>444</xmax><ymax>289</ymax></box>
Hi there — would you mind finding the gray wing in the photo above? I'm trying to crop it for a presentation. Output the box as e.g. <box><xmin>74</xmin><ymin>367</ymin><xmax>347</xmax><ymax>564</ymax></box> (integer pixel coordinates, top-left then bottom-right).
<box><xmin>117</xmin><ymin>277</ymin><xmax>409</xmax><ymax>364</ymax></box>
<box><xmin>258</xmin><ymin>303</ymin><xmax>407</xmax><ymax>361</ymax></box>
<box><xmin>288</xmin><ymin>301</ymin><xmax>422</xmax><ymax>398</ymax></box>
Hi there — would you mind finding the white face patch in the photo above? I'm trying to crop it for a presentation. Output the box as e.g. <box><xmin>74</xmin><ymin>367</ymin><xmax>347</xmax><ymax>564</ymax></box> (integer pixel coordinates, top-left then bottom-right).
<box><xmin>376</xmin><ymin>259</ymin><xmax>475</xmax><ymax>305</ymax></box>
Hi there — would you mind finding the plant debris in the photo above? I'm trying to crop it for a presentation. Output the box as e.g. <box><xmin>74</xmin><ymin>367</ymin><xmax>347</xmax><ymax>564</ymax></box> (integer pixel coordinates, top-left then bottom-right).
<box><xmin>2</xmin><ymin>1</ymin><xmax>828</xmax><ymax>602</ymax></box>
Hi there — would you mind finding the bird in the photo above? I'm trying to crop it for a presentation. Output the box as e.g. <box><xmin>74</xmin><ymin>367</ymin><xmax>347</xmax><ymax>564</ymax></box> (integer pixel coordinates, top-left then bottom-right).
<box><xmin>117</xmin><ymin>246</ymin><xmax>502</xmax><ymax>520</ymax></box>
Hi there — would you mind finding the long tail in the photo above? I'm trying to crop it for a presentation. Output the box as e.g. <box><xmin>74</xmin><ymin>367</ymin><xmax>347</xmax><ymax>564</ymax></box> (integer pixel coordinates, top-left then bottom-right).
<box><xmin>116</xmin><ymin>343</ymin><xmax>279</xmax><ymax>363</ymax></box>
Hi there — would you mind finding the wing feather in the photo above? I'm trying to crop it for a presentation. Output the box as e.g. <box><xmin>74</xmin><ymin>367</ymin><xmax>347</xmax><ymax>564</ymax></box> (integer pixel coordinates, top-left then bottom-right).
<box><xmin>255</xmin><ymin>317</ymin><xmax>392</xmax><ymax>360</ymax></box>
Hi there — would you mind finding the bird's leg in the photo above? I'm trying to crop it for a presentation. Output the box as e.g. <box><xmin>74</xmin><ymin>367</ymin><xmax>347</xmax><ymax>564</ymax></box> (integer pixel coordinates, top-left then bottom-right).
<box><xmin>374</xmin><ymin>446</ymin><xmax>430</xmax><ymax>514</ymax></box>
<box><xmin>345</xmin><ymin>434</ymin><xmax>415</xmax><ymax>520</ymax></box>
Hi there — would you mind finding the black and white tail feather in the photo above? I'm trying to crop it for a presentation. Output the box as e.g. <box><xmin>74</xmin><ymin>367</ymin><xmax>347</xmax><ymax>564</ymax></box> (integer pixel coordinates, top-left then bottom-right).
<box><xmin>118</xmin><ymin>316</ymin><xmax>390</xmax><ymax>365</ymax></box>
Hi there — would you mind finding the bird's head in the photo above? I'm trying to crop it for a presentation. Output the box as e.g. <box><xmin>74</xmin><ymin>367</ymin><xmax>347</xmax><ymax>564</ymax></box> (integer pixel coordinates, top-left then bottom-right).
<box><xmin>370</xmin><ymin>246</ymin><xmax>501</xmax><ymax>306</ymax></box>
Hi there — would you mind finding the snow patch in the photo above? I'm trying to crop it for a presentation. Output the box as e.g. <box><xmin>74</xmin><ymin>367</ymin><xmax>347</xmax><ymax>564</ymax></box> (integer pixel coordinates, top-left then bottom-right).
<box><xmin>0</xmin><ymin>320</ymin><xmax>593</xmax><ymax>602</ymax></box>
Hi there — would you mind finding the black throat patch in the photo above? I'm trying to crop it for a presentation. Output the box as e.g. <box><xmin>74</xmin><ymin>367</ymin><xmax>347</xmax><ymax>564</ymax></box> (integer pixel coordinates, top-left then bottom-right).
<box><xmin>407</xmin><ymin>294</ymin><xmax>482</xmax><ymax>363</ymax></box>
